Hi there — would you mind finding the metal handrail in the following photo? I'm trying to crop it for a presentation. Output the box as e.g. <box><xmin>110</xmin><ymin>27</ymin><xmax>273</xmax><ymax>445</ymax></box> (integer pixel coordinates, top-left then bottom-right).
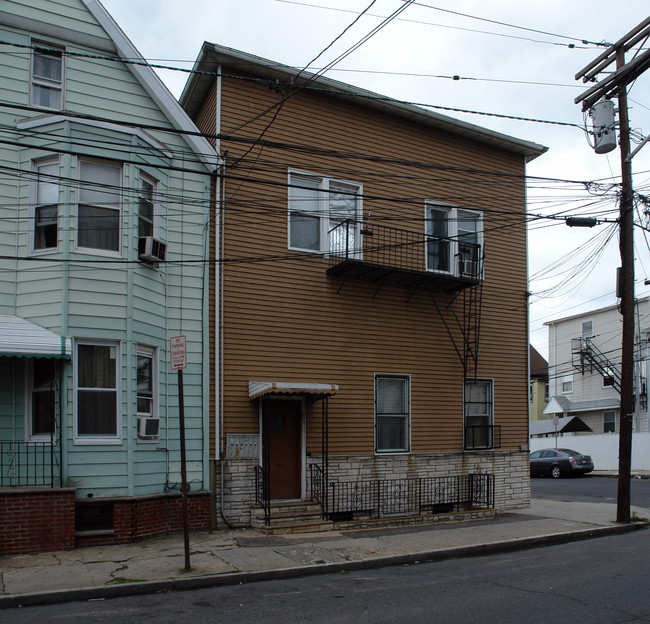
<box><xmin>0</xmin><ymin>441</ymin><xmax>60</xmax><ymax>487</ymax></box>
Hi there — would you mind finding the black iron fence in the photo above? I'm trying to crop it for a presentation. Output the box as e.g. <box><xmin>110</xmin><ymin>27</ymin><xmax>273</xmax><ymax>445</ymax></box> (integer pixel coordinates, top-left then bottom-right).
<box><xmin>0</xmin><ymin>441</ymin><xmax>60</xmax><ymax>487</ymax></box>
<box><xmin>309</xmin><ymin>464</ymin><xmax>493</xmax><ymax>522</ymax></box>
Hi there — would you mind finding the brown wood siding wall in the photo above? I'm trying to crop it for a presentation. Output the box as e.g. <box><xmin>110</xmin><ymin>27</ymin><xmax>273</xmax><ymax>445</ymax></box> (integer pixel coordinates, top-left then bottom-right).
<box><xmin>200</xmin><ymin>72</ymin><xmax>530</xmax><ymax>457</ymax></box>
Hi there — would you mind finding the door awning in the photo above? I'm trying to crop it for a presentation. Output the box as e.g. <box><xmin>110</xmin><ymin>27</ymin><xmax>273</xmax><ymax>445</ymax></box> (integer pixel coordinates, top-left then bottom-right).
<box><xmin>248</xmin><ymin>381</ymin><xmax>338</xmax><ymax>400</ymax></box>
<box><xmin>0</xmin><ymin>316</ymin><xmax>71</xmax><ymax>358</ymax></box>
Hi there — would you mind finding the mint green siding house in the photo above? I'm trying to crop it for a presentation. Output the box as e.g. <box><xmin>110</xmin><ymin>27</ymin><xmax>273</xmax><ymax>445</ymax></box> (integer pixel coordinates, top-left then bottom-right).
<box><xmin>0</xmin><ymin>0</ymin><xmax>218</xmax><ymax>554</ymax></box>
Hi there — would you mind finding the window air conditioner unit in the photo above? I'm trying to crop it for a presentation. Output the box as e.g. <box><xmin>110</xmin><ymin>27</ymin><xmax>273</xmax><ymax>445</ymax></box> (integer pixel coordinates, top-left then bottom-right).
<box><xmin>137</xmin><ymin>416</ymin><xmax>160</xmax><ymax>438</ymax></box>
<box><xmin>459</xmin><ymin>259</ymin><xmax>478</xmax><ymax>278</ymax></box>
<box><xmin>138</xmin><ymin>236</ymin><xmax>167</xmax><ymax>263</ymax></box>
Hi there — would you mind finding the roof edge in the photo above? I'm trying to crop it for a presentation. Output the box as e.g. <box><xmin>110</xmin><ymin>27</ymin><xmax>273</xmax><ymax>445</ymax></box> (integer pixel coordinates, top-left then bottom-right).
<box><xmin>181</xmin><ymin>42</ymin><xmax>547</xmax><ymax>162</ymax></box>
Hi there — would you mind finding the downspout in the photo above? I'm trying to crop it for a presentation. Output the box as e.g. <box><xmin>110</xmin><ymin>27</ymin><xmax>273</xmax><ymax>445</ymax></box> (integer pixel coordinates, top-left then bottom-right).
<box><xmin>211</xmin><ymin>64</ymin><xmax>234</xmax><ymax>529</ymax></box>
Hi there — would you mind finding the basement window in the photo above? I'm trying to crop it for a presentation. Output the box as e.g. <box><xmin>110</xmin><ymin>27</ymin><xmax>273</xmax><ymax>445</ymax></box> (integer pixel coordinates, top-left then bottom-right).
<box><xmin>75</xmin><ymin>501</ymin><xmax>114</xmax><ymax>534</ymax></box>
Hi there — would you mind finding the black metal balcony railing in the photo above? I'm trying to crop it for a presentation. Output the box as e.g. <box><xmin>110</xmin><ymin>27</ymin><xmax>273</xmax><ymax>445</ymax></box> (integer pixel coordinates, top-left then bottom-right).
<box><xmin>464</xmin><ymin>425</ymin><xmax>501</xmax><ymax>451</ymax></box>
<box><xmin>0</xmin><ymin>441</ymin><xmax>60</xmax><ymax>487</ymax></box>
<box><xmin>309</xmin><ymin>464</ymin><xmax>493</xmax><ymax>522</ymax></box>
<box><xmin>327</xmin><ymin>220</ymin><xmax>482</xmax><ymax>290</ymax></box>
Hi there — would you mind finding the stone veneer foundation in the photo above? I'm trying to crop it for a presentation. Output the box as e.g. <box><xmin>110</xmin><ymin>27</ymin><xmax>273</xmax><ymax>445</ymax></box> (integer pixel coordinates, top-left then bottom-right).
<box><xmin>215</xmin><ymin>449</ymin><xmax>530</xmax><ymax>528</ymax></box>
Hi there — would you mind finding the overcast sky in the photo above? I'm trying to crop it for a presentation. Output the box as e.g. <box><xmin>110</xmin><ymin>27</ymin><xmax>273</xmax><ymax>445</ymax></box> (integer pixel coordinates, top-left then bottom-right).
<box><xmin>100</xmin><ymin>0</ymin><xmax>650</xmax><ymax>359</ymax></box>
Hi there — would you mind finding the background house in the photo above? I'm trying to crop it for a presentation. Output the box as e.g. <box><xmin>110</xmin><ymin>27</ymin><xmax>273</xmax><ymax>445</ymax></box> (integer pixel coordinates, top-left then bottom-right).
<box><xmin>0</xmin><ymin>0</ymin><xmax>217</xmax><ymax>555</ymax></box>
<box><xmin>544</xmin><ymin>297</ymin><xmax>650</xmax><ymax>435</ymax></box>
<box><xmin>180</xmin><ymin>43</ymin><xmax>546</xmax><ymax>529</ymax></box>
<box><xmin>529</xmin><ymin>344</ymin><xmax>549</xmax><ymax>422</ymax></box>
<box><xmin>532</xmin><ymin>297</ymin><xmax>650</xmax><ymax>471</ymax></box>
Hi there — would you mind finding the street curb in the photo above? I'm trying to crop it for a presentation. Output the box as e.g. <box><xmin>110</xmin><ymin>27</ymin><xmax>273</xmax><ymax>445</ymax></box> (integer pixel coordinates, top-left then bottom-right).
<box><xmin>1</xmin><ymin>522</ymin><xmax>645</xmax><ymax>610</ymax></box>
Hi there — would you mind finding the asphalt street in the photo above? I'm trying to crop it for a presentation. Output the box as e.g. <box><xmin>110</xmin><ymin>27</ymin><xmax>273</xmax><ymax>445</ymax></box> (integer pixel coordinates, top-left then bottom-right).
<box><xmin>531</xmin><ymin>474</ymin><xmax>650</xmax><ymax>508</ymax></box>
<box><xmin>5</xmin><ymin>530</ymin><xmax>649</xmax><ymax>624</ymax></box>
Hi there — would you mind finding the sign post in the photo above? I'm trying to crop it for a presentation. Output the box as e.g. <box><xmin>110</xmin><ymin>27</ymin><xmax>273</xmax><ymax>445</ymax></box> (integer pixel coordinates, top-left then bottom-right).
<box><xmin>170</xmin><ymin>335</ymin><xmax>190</xmax><ymax>571</ymax></box>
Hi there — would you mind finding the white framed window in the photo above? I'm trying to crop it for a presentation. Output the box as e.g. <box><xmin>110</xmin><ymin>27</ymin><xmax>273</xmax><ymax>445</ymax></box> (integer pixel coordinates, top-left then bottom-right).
<box><xmin>288</xmin><ymin>171</ymin><xmax>361</xmax><ymax>255</ymax></box>
<box><xmin>33</xmin><ymin>159</ymin><xmax>59</xmax><ymax>251</ymax></box>
<box><xmin>136</xmin><ymin>345</ymin><xmax>159</xmax><ymax>441</ymax></box>
<box><xmin>561</xmin><ymin>373</ymin><xmax>573</xmax><ymax>394</ymax></box>
<box><xmin>425</xmin><ymin>202</ymin><xmax>482</xmax><ymax>277</ymax></box>
<box><xmin>138</xmin><ymin>173</ymin><xmax>156</xmax><ymax>239</ymax></box>
<box><xmin>375</xmin><ymin>374</ymin><xmax>410</xmax><ymax>453</ymax></box>
<box><xmin>604</xmin><ymin>411</ymin><xmax>616</xmax><ymax>433</ymax></box>
<box><xmin>581</xmin><ymin>320</ymin><xmax>594</xmax><ymax>339</ymax></box>
<box><xmin>464</xmin><ymin>379</ymin><xmax>494</xmax><ymax>449</ymax></box>
<box><xmin>75</xmin><ymin>340</ymin><xmax>120</xmax><ymax>442</ymax></box>
<box><xmin>26</xmin><ymin>359</ymin><xmax>56</xmax><ymax>441</ymax></box>
<box><xmin>31</xmin><ymin>42</ymin><xmax>64</xmax><ymax>110</ymax></box>
<box><xmin>77</xmin><ymin>160</ymin><xmax>122</xmax><ymax>253</ymax></box>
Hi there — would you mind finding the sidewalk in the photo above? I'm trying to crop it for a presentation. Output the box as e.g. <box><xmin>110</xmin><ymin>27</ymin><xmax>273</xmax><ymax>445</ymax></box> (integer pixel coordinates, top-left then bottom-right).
<box><xmin>1</xmin><ymin>499</ymin><xmax>648</xmax><ymax>609</ymax></box>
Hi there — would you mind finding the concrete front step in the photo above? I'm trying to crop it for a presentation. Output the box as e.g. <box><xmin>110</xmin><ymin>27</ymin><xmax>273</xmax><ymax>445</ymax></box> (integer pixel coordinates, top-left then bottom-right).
<box><xmin>251</xmin><ymin>500</ymin><xmax>333</xmax><ymax>533</ymax></box>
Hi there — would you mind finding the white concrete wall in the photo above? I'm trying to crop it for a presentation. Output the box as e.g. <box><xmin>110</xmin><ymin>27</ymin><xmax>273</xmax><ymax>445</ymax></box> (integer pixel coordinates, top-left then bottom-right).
<box><xmin>530</xmin><ymin>432</ymin><xmax>650</xmax><ymax>471</ymax></box>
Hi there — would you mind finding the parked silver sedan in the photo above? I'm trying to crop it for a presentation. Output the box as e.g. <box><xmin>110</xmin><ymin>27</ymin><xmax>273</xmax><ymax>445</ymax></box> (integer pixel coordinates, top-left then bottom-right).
<box><xmin>530</xmin><ymin>448</ymin><xmax>594</xmax><ymax>478</ymax></box>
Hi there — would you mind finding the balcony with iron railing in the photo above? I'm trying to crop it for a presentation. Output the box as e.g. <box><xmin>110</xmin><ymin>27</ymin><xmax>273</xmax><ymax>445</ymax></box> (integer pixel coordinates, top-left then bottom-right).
<box><xmin>326</xmin><ymin>220</ymin><xmax>482</xmax><ymax>292</ymax></box>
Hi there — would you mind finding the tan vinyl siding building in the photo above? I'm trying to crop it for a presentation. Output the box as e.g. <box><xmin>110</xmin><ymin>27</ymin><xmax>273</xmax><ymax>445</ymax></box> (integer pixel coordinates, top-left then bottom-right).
<box><xmin>182</xmin><ymin>44</ymin><xmax>546</xmax><ymax>527</ymax></box>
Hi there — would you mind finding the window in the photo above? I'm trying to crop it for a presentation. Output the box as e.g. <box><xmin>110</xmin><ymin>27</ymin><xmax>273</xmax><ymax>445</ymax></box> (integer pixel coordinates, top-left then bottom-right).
<box><xmin>136</xmin><ymin>346</ymin><xmax>158</xmax><ymax>441</ymax></box>
<box><xmin>375</xmin><ymin>375</ymin><xmax>410</xmax><ymax>453</ymax></box>
<box><xmin>288</xmin><ymin>172</ymin><xmax>361</xmax><ymax>254</ymax></box>
<box><xmin>544</xmin><ymin>382</ymin><xmax>549</xmax><ymax>402</ymax></box>
<box><xmin>529</xmin><ymin>382</ymin><xmax>533</xmax><ymax>403</ymax></box>
<box><xmin>426</xmin><ymin>203</ymin><xmax>482</xmax><ymax>277</ymax></box>
<box><xmin>78</xmin><ymin>160</ymin><xmax>121</xmax><ymax>252</ymax></box>
<box><xmin>604</xmin><ymin>411</ymin><xmax>616</xmax><ymax>433</ymax></box>
<box><xmin>76</xmin><ymin>341</ymin><xmax>119</xmax><ymax>439</ymax></box>
<box><xmin>28</xmin><ymin>359</ymin><xmax>56</xmax><ymax>440</ymax></box>
<box><xmin>34</xmin><ymin>159</ymin><xmax>59</xmax><ymax>250</ymax></box>
<box><xmin>138</xmin><ymin>174</ymin><xmax>155</xmax><ymax>238</ymax></box>
<box><xmin>464</xmin><ymin>379</ymin><xmax>494</xmax><ymax>449</ymax></box>
<box><xmin>582</xmin><ymin>320</ymin><xmax>594</xmax><ymax>339</ymax></box>
<box><xmin>31</xmin><ymin>43</ymin><xmax>63</xmax><ymax>109</ymax></box>
<box><xmin>561</xmin><ymin>373</ymin><xmax>573</xmax><ymax>394</ymax></box>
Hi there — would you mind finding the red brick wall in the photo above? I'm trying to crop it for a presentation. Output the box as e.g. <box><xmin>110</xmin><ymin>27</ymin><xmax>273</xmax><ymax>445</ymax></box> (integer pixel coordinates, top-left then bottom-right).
<box><xmin>0</xmin><ymin>488</ymin><xmax>75</xmax><ymax>556</ymax></box>
<box><xmin>1</xmin><ymin>490</ymin><xmax>211</xmax><ymax>555</ymax></box>
<box><xmin>75</xmin><ymin>493</ymin><xmax>211</xmax><ymax>548</ymax></box>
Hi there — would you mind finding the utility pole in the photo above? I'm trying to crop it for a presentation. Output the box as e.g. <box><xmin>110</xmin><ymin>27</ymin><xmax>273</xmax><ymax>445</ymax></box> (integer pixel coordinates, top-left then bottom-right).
<box><xmin>575</xmin><ymin>17</ymin><xmax>650</xmax><ymax>523</ymax></box>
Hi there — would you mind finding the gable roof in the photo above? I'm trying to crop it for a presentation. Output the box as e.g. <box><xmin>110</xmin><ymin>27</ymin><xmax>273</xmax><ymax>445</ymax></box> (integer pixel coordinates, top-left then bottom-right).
<box><xmin>529</xmin><ymin>344</ymin><xmax>548</xmax><ymax>379</ymax></box>
<box><xmin>79</xmin><ymin>0</ymin><xmax>219</xmax><ymax>172</ymax></box>
<box><xmin>180</xmin><ymin>43</ymin><xmax>547</xmax><ymax>163</ymax></box>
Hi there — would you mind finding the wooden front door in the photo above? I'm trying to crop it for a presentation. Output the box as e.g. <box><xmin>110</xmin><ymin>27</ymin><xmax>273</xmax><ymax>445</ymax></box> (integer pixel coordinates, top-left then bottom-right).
<box><xmin>267</xmin><ymin>399</ymin><xmax>302</xmax><ymax>499</ymax></box>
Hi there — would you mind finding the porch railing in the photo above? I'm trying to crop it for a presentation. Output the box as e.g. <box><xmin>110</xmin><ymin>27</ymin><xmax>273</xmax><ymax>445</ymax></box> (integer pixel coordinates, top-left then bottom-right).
<box><xmin>254</xmin><ymin>465</ymin><xmax>270</xmax><ymax>526</ymax></box>
<box><xmin>0</xmin><ymin>441</ymin><xmax>60</xmax><ymax>487</ymax></box>
<box><xmin>309</xmin><ymin>465</ymin><xmax>493</xmax><ymax>521</ymax></box>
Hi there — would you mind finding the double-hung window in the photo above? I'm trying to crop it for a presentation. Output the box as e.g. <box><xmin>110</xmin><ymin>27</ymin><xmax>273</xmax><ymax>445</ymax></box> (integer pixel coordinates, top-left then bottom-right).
<box><xmin>288</xmin><ymin>172</ymin><xmax>361</xmax><ymax>255</ymax></box>
<box><xmin>31</xmin><ymin>43</ymin><xmax>63</xmax><ymax>110</ymax></box>
<box><xmin>464</xmin><ymin>379</ymin><xmax>494</xmax><ymax>449</ymax></box>
<box><xmin>34</xmin><ymin>159</ymin><xmax>59</xmax><ymax>251</ymax></box>
<box><xmin>375</xmin><ymin>375</ymin><xmax>410</xmax><ymax>453</ymax></box>
<box><xmin>426</xmin><ymin>203</ymin><xmax>482</xmax><ymax>277</ymax></box>
<box><xmin>603</xmin><ymin>411</ymin><xmax>616</xmax><ymax>433</ymax></box>
<box><xmin>76</xmin><ymin>341</ymin><xmax>119</xmax><ymax>440</ymax></box>
<box><xmin>561</xmin><ymin>373</ymin><xmax>573</xmax><ymax>394</ymax></box>
<box><xmin>138</xmin><ymin>174</ymin><xmax>155</xmax><ymax>238</ymax></box>
<box><xmin>78</xmin><ymin>160</ymin><xmax>121</xmax><ymax>252</ymax></box>
<box><xmin>136</xmin><ymin>345</ymin><xmax>158</xmax><ymax>440</ymax></box>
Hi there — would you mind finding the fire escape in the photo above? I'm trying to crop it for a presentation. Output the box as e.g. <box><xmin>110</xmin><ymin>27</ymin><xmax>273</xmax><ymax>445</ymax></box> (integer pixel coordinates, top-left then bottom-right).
<box><xmin>571</xmin><ymin>336</ymin><xmax>647</xmax><ymax>408</ymax></box>
<box><xmin>571</xmin><ymin>337</ymin><xmax>621</xmax><ymax>392</ymax></box>
<box><xmin>326</xmin><ymin>220</ymin><xmax>483</xmax><ymax>378</ymax></box>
